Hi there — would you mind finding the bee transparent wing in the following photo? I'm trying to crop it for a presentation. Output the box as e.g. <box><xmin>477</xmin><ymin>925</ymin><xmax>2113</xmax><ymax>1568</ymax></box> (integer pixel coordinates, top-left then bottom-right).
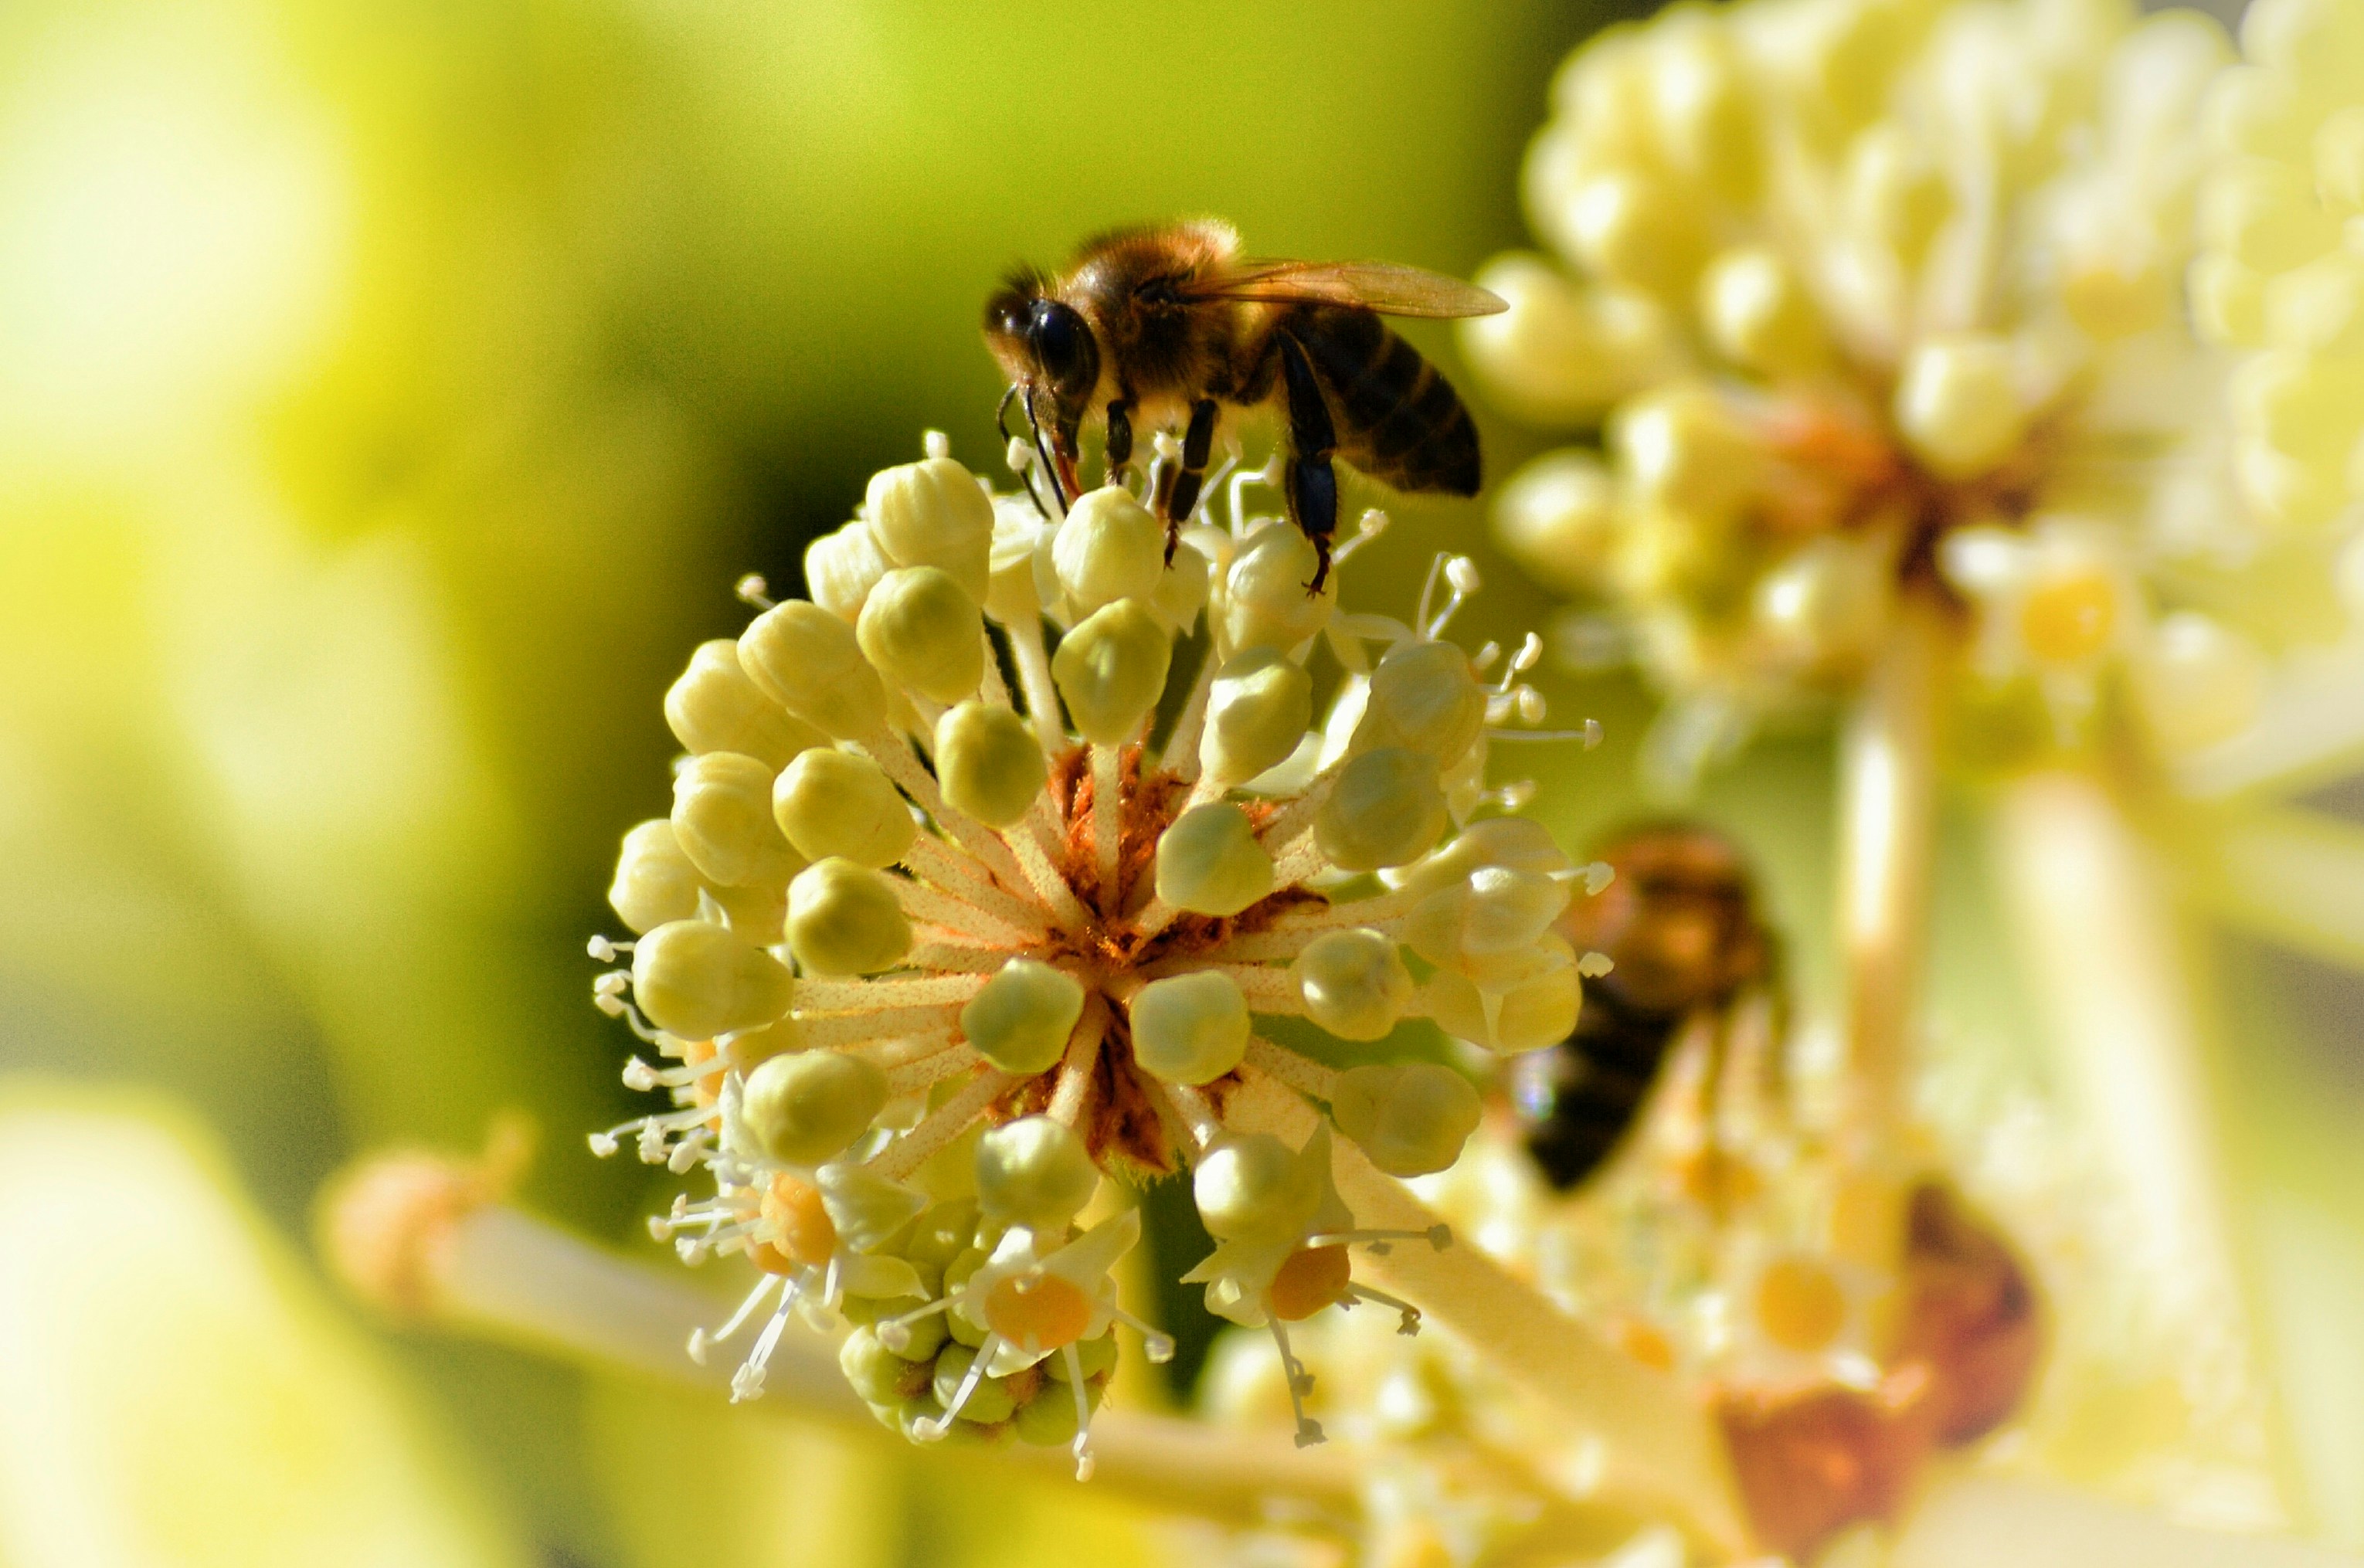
<box><xmin>1177</xmin><ymin>260</ymin><xmax>1507</xmax><ymax>319</ymax></box>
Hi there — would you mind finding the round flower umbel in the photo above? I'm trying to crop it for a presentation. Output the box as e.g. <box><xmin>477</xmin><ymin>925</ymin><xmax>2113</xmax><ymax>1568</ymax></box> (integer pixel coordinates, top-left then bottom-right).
<box><xmin>587</xmin><ymin>433</ymin><xmax>1592</xmax><ymax>1471</ymax></box>
<box><xmin>1465</xmin><ymin>0</ymin><xmax>2288</xmax><ymax>784</ymax></box>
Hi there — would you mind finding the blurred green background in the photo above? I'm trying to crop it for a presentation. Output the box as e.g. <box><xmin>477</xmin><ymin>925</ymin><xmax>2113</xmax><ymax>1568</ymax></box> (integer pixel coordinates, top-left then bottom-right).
<box><xmin>3</xmin><ymin>0</ymin><xmax>2359</xmax><ymax>1563</ymax></box>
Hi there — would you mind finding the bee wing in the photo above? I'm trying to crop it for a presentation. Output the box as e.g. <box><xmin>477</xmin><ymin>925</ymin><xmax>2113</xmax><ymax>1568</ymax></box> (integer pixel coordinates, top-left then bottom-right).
<box><xmin>1176</xmin><ymin>259</ymin><xmax>1507</xmax><ymax>319</ymax></box>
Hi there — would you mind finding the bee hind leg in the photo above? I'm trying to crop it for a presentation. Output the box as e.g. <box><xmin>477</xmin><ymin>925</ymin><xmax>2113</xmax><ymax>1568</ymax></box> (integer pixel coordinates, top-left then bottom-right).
<box><xmin>1276</xmin><ymin>335</ymin><xmax>1339</xmax><ymax>596</ymax></box>
<box><xmin>1151</xmin><ymin>399</ymin><xmax>1220</xmax><ymax>565</ymax></box>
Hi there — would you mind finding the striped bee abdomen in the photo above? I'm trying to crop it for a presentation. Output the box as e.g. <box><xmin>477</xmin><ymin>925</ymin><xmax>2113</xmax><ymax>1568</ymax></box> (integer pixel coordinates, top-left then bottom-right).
<box><xmin>1285</xmin><ymin>305</ymin><xmax>1481</xmax><ymax>497</ymax></box>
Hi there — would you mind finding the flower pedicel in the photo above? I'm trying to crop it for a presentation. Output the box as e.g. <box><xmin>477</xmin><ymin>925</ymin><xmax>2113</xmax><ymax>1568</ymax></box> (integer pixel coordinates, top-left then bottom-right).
<box><xmin>589</xmin><ymin>431</ymin><xmax>1591</xmax><ymax>1477</ymax></box>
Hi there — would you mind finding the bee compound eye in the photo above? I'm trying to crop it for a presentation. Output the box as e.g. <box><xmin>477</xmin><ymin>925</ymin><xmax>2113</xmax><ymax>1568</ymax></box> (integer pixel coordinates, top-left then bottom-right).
<box><xmin>1029</xmin><ymin>301</ymin><xmax>1094</xmax><ymax>392</ymax></box>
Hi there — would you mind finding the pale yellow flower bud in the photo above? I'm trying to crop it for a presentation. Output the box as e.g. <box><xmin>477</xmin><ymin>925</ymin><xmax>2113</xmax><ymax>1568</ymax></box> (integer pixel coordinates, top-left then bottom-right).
<box><xmin>610</xmin><ymin>819</ymin><xmax>705</xmax><ymax>934</ymax></box>
<box><xmin>856</xmin><ymin>566</ymin><xmax>985</xmax><ymax>705</ymax></box>
<box><xmin>1461</xmin><ymin>254</ymin><xmax>1683</xmax><ymax>424</ymax></box>
<box><xmin>865</xmin><ymin>456</ymin><xmax>993</xmax><ymax>601</ymax></box>
<box><xmin>740</xmin><ymin>1050</ymin><xmax>889</xmax><ymax>1167</ymax></box>
<box><xmin>1494</xmin><ymin>449</ymin><xmax>1624</xmax><ymax>596</ymax></box>
<box><xmin>1129</xmin><ymin>970</ymin><xmax>1250</xmax><ymax>1085</ymax></box>
<box><xmin>1406</xmin><ymin>866</ymin><xmax>1572</xmax><ymax>970</ymax></box>
<box><xmin>739</xmin><ymin>602</ymin><xmax>885</xmax><ymax>740</ymax></box>
<box><xmin>786</xmin><ymin>858</ymin><xmax>914</xmax><ymax>977</ymax></box>
<box><xmin>1316</xmin><ymin>748</ymin><xmax>1450</xmax><ymax>873</ymax></box>
<box><xmin>1051</xmin><ymin>599</ymin><xmax>1172</xmax><ymax>745</ymax></box>
<box><xmin>2239</xmin><ymin>0</ymin><xmax>2364</xmax><ymax>105</ymax></box>
<box><xmin>664</xmin><ymin>640</ymin><xmax>823</xmax><ymax>770</ymax></box>
<box><xmin>633</xmin><ymin>919</ymin><xmax>795</xmax><ymax>1039</ymax></box>
<box><xmin>674</xmin><ymin>752</ymin><xmax>801</xmax><ymax>888</ymax></box>
<box><xmin>1648</xmin><ymin>12</ymin><xmax>1758</xmax><ymax>202</ymax></box>
<box><xmin>1564</xmin><ymin>170</ymin><xmax>1710</xmax><ymax>297</ymax></box>
<box><xmin>2204</xmin><ymin>65</ymin><xmax>2315</xmax><ymax>161</ymax></box>
<box><xmin>986</xmin><ymin>495</ymin><xmax>1049</xmax><ymax>625</ymax></box>
<box><xmin>1894</xmin><ymin>334</ymin><xmax>2030</xmax><ymax>480</ymax></box>
<box><xmin>960</xmin><ymin>959</ymin><xmax>1086</xmax><ymax>1074</ymax></box>
<box><xmin>975</xmin><ymin>1116</ymin><xmax>1099</xmax><ymax>1232</ymax></box>
<box><xmin>2202</xmin><ymin>158</ymin><xmax>2339</xmax><ymax>274</ymax></box>
<box><xmin>1329</xmin><ymin>1062</ymin><xmax>1483</xmax><ymax>1178</ymax></box>
<box><xmin>803</xmin><ymin>520</ymin><xmax>893</xmax><ymax>622</ymax></box>
<box><xmin>1392</xmin><ymin>816</ymin><xmax>1572</xmax><ymax>901</ymax></box>
<box><xmin>1700</xmin><ymin>246</ymin><xmax>1824</xmax><ymax>375</ymax></box>
<box><xmin>1053</xmin><ymin>486</ymin><xmax>1166</xmax><ymax>614</ymax></box>
<box><xmin>2266</xmin><ymin>254</ymin><xmax>2364</xmax><ymax>358</ymax></box>
<box><xmin>1751</xmin><ymin>535</ymin><xmax>1892</xmax><ymax>672</ymax></box>
<box><xmin>1426</xmin><ymin>941</ymin><xmax>1580</xmax><ymax>1055</ymax></box>
<box><xmin>1290</xmin><ymin>928</ymin><xmax>1415</xmax><ymax>1041</ymax></box>
<box><xmin>1200</xmin><ymin>647</ymin><xmax>1314</xmax><ymax>789</ymax></box>
<box><xmin>1150</xmin><ymin>539</ymin><xmax>1212</xmax><ymax>630</ymax></box>
<box><xmin>2231</xmin><ymin>348</ymin><xmax>2364</xmax><ymax>467</ymax></box>
<box><xmin>1220</xmin><ymin>525</ymin><xmax>1334</xmax><ymax>653</ymax></box>
<box><xmin>2131</xmin><ymin>612</ymin><xmax>2267</xmax><ymax>753</ymax></box>
<box><xmin>934</xmin><ymin>701</ymin><xmax>1047</xmax><ymax>828</ymax></box>
<box><xmin>2192</xmin><ymin>253</ymin><xmax>2269</xmax><ymax>346</ymax></box>
<box><xmin>773</xmin><ymin>748</ymin><xmax>914</xmax><ymax>869</ymax></box>
<box><xmin>1154</xmin><ymin>802</ymin><xmax>1276</xmax><ymax>918</ymax></box>
<box><xmin>1357</xmin><ymin>640</ymin><xmax>1487</xmax><ymax>763</ymax></box>
<box><xmin>1194</xmin><ymin>1132</ymin><xmax>1320</xmax><ymax>1242</ymax></box>
<box><xmin>2318</xmin><ymin>105</ymin><xmax>2364</xmax><ymax>214</ymax></box>
<box><xmin>1843</xmin><ymin>126</ymin><xmax>1951</xmax><ymax>270</ymax></box>
<box><xmin>1614</xmin><ymin>382</ymin><xmax>1760</xmax><ymax>526</ymax></box>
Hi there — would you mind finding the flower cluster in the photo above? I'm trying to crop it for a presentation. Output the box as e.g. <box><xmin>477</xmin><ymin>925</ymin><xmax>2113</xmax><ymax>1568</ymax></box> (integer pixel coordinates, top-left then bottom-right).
<box><xmin>1462</xmin><ymin>0</ymin><xmax>2286</xmax><ymax>783</ymax></box>
<box><xmin>589</xmin><ymin>432</ymin><xmax>1592</xmax><ymax>1472</ymax></box>
<box><xmin>2193</xmin><ymin>0</ymin><xmax>2364</xmax><ymax>565</ymax></box>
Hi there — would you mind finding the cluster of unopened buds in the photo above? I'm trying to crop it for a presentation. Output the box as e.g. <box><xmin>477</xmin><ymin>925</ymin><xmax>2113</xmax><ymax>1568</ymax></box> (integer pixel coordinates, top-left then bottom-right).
<box><xmin>1459</xmin><ymin>0</ymin><xmax>2309</xmax><ymax>782</ymax></box>
<box><xmin>586</xmin><ymin>429</ymin><xmax>1604</xmax><ymax>1475</ymax></box>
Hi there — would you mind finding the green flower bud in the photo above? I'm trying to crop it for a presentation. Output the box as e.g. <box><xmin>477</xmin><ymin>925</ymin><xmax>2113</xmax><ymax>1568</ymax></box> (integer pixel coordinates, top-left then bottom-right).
<box><xmin>960</xmin><ymin>959</ymin><xmax>1085</xmax><ymax>1075</ymax></box>
<box><xmin>929</xmin><ymin>1343</ymin><xmax>1017</xmax><ymax>1425</ymax></box>
<box><xmin>1357</xmin><ymin>640</ymin><xmax>1487</xmax><ymax>762</ymax></box>
<box><xmin>1220</xmin><ymin>525</ymin><xmax>1333</xmax><ymax>653</ymax></box>
<box><xmin>857</xmin><ymin>566</ymin><xmax>985</xmax><ymax>705</ymax></box>
<box><xmin>818</xmin><ymin>1163</ymin><xmax>929</xmax><ymax>1253</ymax></box>
<box><xmin>1154</xmin><ymin>803</ymin><xmax>1275</xmax><ymax>917</ymax></box>
<box><xmin>975</xmin><ymin>1116</ymin><xmax>1099</xmax><ymax>1232</ymax></box>
<box><xmin>664</xmin><ymin>640</ymin><xmax>824</xmax><ymax>769</ymax></box>
<box><xmin>867</xmin><ymin>456</ymin><xmax>994</xmax><ymax>602</ymax></box>
<box><xmin>1129</xmin><ymin>971</ymin><xmax>1250</xmax><ymax>1085</ymax></box>
<box><xmin>1193</xmin><ymin>1132</ymin><xmax>1320</xmax><ymax>1242</ymax></box>
<box><xmin>804</xmin><ymin>520</ymin><xmax>893</xmax><ymax>622</ymax></box>
<box><xmin>840</xmin><ymin>1328</ymin><xmax>926</xmax><ymax>1405</ymax></box>
<box><xmin>1053</xmin><ymin>486</ymin><xmax>1166</xmax><ymax>614</ymax></box>
<box><xmin>1051</xmin><ymin>599</ymin><xmax>1173</xmax><ymax>745</ymax></box>
<box><xmin>632</xmin><ymin>920</ymin><xmax>794</xmax><ymax>1039</ymax></box>
<box><xmin>673</xmin><ymin>752</ymin><xmax>801</xmax><ymax>888</ymax></box>
<box><xmin>1894</xmin><ymin>334</ymin><xmax>2029</xmax><ymax>481</ymax></box>
<box><xmin>1044</xmin><ymin>1332</ymin><xmax>1118</xmax><ymax>1383</ymax></box>
<box><xmin>1290</xmin><ymin>928</ymin><xmax>1415</xmax><ymax>1041</ymax></box>
<box><xmin>935</xmin><ymin>701</ymin><xmax>1047</xmax><ymax>828</ymax></box>
<box><xmin>1014</xmin><ymin>1382</ymin><xmax>1088</xmax><ymax>1445</ymax></box>
<box><xmin>739</xmin><ymin>602</ymin><xmax>886</xmax><ymax>740</ymax></box>
<box><xmin>739</xmin><ymin>1050</ymin><xmax>889</xmax><ymax>1166</ymax></box>
<box><xmin>1330</xmin><ymin>1062</ymin><xmax>1483</xmax><ymax>1178</ymax></box>
<box><xmin>1199</xmin><ymin>647</ymin><xmax>1313</xmax><ymax>788</ymax></box>
<box><xmin>610</xmin><ymin>819</ymin><xmax>705</xmax><ymax>934</ymax></box>
<box><xmin>773</xmin><ymin>748</ymin><xmax>914</xmax><ymax>869</ymax></box>
<box><xmin>786</xmin><ymin>858</ymin><xmax>913</xmax><ymax>976</ymax></box>
<box><xmin>1315</xmin><ymin>748</ymin><xmax>1450</xmax><ymax>873</ymax></box>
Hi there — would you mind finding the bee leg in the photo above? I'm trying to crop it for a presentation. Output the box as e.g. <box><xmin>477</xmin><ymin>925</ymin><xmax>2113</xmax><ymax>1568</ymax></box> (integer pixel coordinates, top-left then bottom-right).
<box><xmin>1105</xmin><ymin>399</ymin><xmax>1133</xmax><ymax>484</ymax></box>
<box><xmin>1150</xmin><ymin>399</ymin><xmax>1220</xmax><ymax>564</ymax></box>
<box><xmin>1277</xmin><ymin>335</ymin><xmax>1339</xmax><ymax>595</ymax></box>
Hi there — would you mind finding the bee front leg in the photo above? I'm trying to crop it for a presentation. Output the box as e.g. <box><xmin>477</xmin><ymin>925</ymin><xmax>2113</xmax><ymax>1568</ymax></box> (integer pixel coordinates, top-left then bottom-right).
<box><xmin>1105</xmin><ymin>399</ymin><xmax>1133</xmax><ymax>486</ymax></box>
<box><xmin>1150</xmin><ymin>399</ymin><xmax>1221</xmax><ymax>564</ymax></box>
<box><xmin>1276</xmin><ymin>337</ymin><xmax>1338</xmax><ymax>595</ymax></box>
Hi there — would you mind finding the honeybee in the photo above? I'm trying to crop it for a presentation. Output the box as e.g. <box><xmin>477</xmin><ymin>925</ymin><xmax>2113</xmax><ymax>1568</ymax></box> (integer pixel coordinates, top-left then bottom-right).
<box><xmin>983</xmin><ymin>221</ymin><xmax>1506</xmax><ymax>592</ymax></box>
<box><xmin>1516</xmin><ymin>824</ymin><xmax>1781</xmax><ymax>1192</ymax></box>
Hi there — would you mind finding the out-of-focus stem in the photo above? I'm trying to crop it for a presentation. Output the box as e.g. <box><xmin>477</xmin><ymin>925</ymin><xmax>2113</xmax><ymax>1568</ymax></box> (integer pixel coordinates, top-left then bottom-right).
<box><xmin>1989</xmin><ymin>772</ymin><xmax>2280</xmax><ymax>1500</ymax></box>
<box><xmin>1224</xmin><ymin>1074</ymin><xmax>1751</xmax><ymax>1557</ymax></box>
<box><xmin>322</xmin><ymin>1166</ymin><xmax>1360</xmax><ymax>1525</ymax></box>
<box><xmin>1838</xmin><ymin>590</ymin><xmax>1940</xmax><ymax>1132</ymax></box>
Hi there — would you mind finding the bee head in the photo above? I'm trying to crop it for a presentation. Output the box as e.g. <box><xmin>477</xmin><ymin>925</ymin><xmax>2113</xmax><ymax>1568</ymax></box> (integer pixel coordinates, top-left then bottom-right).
<box><xmin>983</xmin><ymin>273</ymin><xmax>1099</xmax><ymax>422</ymax></box>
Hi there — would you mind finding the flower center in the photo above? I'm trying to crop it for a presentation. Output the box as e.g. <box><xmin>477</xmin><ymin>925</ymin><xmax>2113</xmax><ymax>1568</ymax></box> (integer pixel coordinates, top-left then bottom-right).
<box><xmin>983</xmin><ymin>1271</ymin><xmax>1093</xmax><ymax>1351</ymax></box>
<box><xmin>762</xmin><ymin>1176</ymin><xmax>837</xmax><ymax>1269</ymax></box>
<box><xmin>1268</xmin><ymin>1244</ymin><xmax>1354</xmax><ymax>1322</ymax></box>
